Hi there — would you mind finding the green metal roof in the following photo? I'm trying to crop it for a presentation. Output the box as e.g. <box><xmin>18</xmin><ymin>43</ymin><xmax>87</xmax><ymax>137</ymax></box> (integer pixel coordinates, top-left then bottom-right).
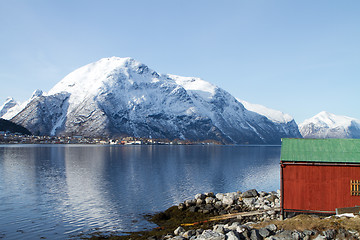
<box><xmin>280</xmin><ymin>138</ymin><xmax>360</xmax><ymax>163</ymax></box>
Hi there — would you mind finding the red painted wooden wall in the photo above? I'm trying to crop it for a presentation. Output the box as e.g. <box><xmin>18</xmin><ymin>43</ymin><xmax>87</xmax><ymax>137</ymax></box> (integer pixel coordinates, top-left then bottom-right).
<box><xmin>282</xmin><ymin>163</ymin><xmax>360</xmax><ymax>213</ymax></box>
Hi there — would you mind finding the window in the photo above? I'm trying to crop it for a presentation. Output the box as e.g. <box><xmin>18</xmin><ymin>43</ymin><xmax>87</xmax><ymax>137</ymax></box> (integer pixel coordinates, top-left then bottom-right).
<box><xmin>351</xmin><ymin>180</ymin><xmax>360</xmax><ymax>196</ymax></box>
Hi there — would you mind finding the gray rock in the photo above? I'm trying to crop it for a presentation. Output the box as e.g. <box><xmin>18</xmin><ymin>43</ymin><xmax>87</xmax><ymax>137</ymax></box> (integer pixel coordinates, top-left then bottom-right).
<box><xmin>227</xmin><ymin>222</ymin><xmax>241</xmax><ymax>231</ymax></box>
<box><xmin>205</xmin><ymin>192</ymin><xmax>215</xmax><ymax>198</ymax></box>
<box><xmin>240</xmin><ymin>229</ymin><xmax>251</xmax><ymax>240</ymax></box>
<box><xmin>205</xmin><ymin>197</ymin><xmax>215</xmax><ymax>204</ymax></box>
<box><xmin>222</xmin><ymin>196</ymin><xmax>234</xmax><ymax>206</ymax></box>
<box><xmin>322</xmin><ymin>229</ymin><xmax>336</xmax><ymax>239</ymax></box>
<box><xmin>236</xmin><ymin>226</ymin><xmax>247</xmax><ymax>234</ymax></box>
<box><xmin>178</xmin><ymin>203</ymin><xmax>186</xmax><ymax>210</ymax></box>
<box><xmin>195</xmin><ymin>193</ymin><xmax>206</xmax><ymax>200</ymax></box>
<box><xmin>182</xmin><ymin>230</ymin><xmax>195</xmax><ymax>239</ymax></box>
<box><xmin>242</xmin><ymin>189</ymin><xmax>258</xmax><ymax>198</ymax></box>
<box><xmin>216</xmin><ymin>193</ymin><xmax>225</xmax><ymax>201</ymax></box>
<box><xmin>336</xmin><ymin>228</ymin><xmax>347</xmax><ymax>239</ymax></box>
<box><xmin>313</xmin><ymin>234</ymin><xmax>326</xmax><ymax>240</ymax></box>
<box><xmin>265</xmin><ymin>224</ymin><xmax>277</xmax><ymax>232</ymax></box>
<box><xmin>214</xmin><ymin>201</ymin><xmax>223</xmax><ymax>209</ymax></box>
<box><xmin>188</xmin><ymin>206</ymin><xmax>199</xmax><ymax>212</ymax></box>
<box><xmin>259</xmin><ymin>227</ymin><xmax>271</xmax><ymax>238</ymax></box>
<box><xmin>174</xmin><ymin>226</ymin><xmax>185</xmax><ymax>235</ymax></box>
<box><xmin>272</xmin><ymin>230</ymin><xmax>293</xmax><ymax>240</ymax></box>
<box><xmin>303</xmin><ymin>230</ymin><xmax>315</xmax><ymax>236</ymax></box>
<box><xmin>303</xmin><ymin>236</ymin><xmax>310</xmax><ymax>240</ymax></box>
<box><xmin>292</xmin><ymin>231</ymin><xmax>304</xmax><ymax>240</ymax></box>
<box><xmin>171</xmin><ymin>236</ymin><xmax>185</xmax><ymax>240</ymax></box>
<box><xmin>250</xmin><ymin>229</ymin><xmax>261</xmax><ymax>240</ymax></box>
<box><xmin>185</xmin><ymin>199</ymin><xmax>196</xmax><ymax>207</ymax></box>
<box><xmin>226</xmin><ymin>231</ymin><xmax>240</xmax><ymax>240</ymax></box>
<box><xmin>243</xmin><ymin>197</ymin><xmax>255</xmax><ymax>207</ymax></box>
<box><xmin>196</xmin><ymin>198</ymin><xmax>204</xmax><ymax>206</ymax></box>
<box><xmin>196</xmin><ymin>229</ymin><xmax>204</xmax><ymax>236</ymax></box>
<box><xmin>198</xmin><ymin>230</ymin><xmax>225</xmax><ymax>240</ymax></box>
<box><xmin>213</xmin><ymin>224</ymin><xmax>226</xmax><ymax>234</ymax></box>
<box><xmin>266</xmin><ymin>194</ymin><xmax>279</xmax><ymax>203</ymax></box>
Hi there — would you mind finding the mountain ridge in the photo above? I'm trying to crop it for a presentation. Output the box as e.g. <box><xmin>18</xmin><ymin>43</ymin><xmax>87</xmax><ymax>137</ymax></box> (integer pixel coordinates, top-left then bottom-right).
<box><xmin>1</xmin><ymin>57</ymin><xmax>301</xmax><ymax>144</ymax></box>
<box><xmin>299</xmin><ymin>111</ymin><xmax>360</xmax><ymax>139</ymax></box>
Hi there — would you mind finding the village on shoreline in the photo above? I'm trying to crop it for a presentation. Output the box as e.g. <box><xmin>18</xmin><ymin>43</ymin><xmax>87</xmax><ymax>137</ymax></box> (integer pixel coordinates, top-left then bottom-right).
<box><xmin>0</xmin><ymin>131</ymin><xmax>221</xmax><ymax>145</ymax></box>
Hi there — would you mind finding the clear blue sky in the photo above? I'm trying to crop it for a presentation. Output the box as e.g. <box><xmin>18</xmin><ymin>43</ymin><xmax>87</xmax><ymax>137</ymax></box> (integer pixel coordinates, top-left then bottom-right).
<box><xmin>0</xmin><ymin>0</ymin><xmax>359</xmax><ymax>123</ymax></box>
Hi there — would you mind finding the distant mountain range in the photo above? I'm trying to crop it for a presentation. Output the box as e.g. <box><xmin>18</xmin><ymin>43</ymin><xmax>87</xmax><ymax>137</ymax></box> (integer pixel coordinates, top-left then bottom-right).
<box><xmin>0</xmin><ymin>57</ymin><xmax>302</xmax><ymax>144</ymax></box>
<box><xmin>0</xmin><ymin>57</ymin><xmax>359</xmax><ymax>143</ymax></box>
<box><xmin>299</xmin><ymin>111</ymin><xmax>360</xmax><ymax>139</ymax></box>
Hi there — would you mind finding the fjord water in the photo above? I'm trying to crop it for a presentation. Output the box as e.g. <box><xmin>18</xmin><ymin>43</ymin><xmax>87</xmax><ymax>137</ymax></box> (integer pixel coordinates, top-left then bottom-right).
<box><xmin>0</xmin><ymin>145</ymin><xmax>280</xmax><ymax>239</ymax></box>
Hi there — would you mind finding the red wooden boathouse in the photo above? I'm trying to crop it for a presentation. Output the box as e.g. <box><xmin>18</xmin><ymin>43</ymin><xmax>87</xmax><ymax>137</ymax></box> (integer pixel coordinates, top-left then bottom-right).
<box><xmin>280</xmin><ymin>138</ymin><xmax>360</xmax><ymax>217</ymax></box>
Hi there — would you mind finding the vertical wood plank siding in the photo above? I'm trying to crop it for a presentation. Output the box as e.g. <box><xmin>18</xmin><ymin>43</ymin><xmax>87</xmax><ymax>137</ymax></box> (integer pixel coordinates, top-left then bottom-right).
<box><xmin>282</xmin><ymin>164</ymin><xmax>360</xmax><ymax>212</ymax></box>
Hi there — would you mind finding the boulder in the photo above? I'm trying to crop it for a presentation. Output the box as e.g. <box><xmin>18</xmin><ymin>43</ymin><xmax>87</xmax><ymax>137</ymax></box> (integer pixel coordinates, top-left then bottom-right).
<box><xmin>182</xmin><ymin>230</ymin><xmax>195</xmax><ymax>238</ymax></box>
<box><xmin>171</xmin><ymin>236</ymin><xmax>185</xmax><ymax>240</ymax></box>
<box><xmin>174</xmin><ymin>226</ymin><xmax>185</xmax><ymax>236</ymax></box>
<box><xmin>226</xmin><ymin>222</ymin><xmax>241</xmax><ymax>231</ymax></box>
<box><xmin>226</xmin><ymin>231</ymin><xmax>240</xmax><ymax>240</ymax></box>
<box><xmin>250</xmin><ymin>229</ymin><xmax>261</xmax><ymax>240</ymax></box>
<box><xmin>292</xmin><ymin>231</ymin><xmax>305</xmax><ymax>240</ymax></box>
<box><xmin>205</xmin><ymin>192</ymin><xmax>215</xmax><ymax>198</ymax></box>
<box><xmin>216</xmin><ymin>193</ymin><xmax>225</xmax><ymax>201</ymax></box>
<box><xmin>272</xmin><ymin>230</ymin><xmax>294</xmax><ymax>240</ymax></box>
<box><xmin>222</xmin><ymin>196</ymin><xmax>234</xmax><ymax>206</ymax></box>
<box><xmin>178</xmin><ymin>203</ymin><xmax>186</xmax><ymax>210</ymax></box>
<box><xmin>313</xmin><ymin>234</ymin><xmax>326</xmax><ymax>240</ymax></box>
<box><xmin>198</xmin><ymin>230</ymin><xmax>225</xmax><ymax>240</ymax></box>
<box><xmin>322</xmin><ymin>229</ymin><xmax>336</xmax><ymax>239</ymax></box>
<box><xmin>243</xmin><ymin>197</ymin><xmax>255</xmax><ymax>207</ymax></box>
<box><xmin>195</xmin><ymin>193</ymin><xmax>206</xmax><ymax>200</ymax></box>
<box><xmin>242</xmin><ymin>189</ymin><xmax>258</xmax><ymax>198</ymax></box>
<box><xmin>188</xmin><ymin>206</ymin><xmax>199</xmax><ymax>212</ymax></box>
<box><xmin>214</xmin><ymin>201</ymin><xmax>223</xmax><ymax>209</ymax></box>
<box><xmin>185</xmin><ymin>199</ymin><xmax>196</xmax><ymax>207</ymax></box>
<box><xmin>196</xmin><ymin>198</ymin><xmax>204</xmax><ymax>206</ymax></box>
<box><xmin>266</xmin><ymin>194</ymin><xmax>278</xmax><ymax>203</ymax></box>
<box><xmin>259</xmin><ymin>227</ymin><xmax>271</xmax><ymax>238</ymax></box>
<box><xmin>265</xmin><ymin>224</ymin><xmax>277</xmax><ymax>232</ymax></box>
<box><xmin>213</xmin><ymin>224</ymin><xmax>226</xmax><ymax>234</ymax></box>
<box><xmin>205</xmin><ymin>197</ymin><xmax>215</xmax><ymax>204</ymax></box>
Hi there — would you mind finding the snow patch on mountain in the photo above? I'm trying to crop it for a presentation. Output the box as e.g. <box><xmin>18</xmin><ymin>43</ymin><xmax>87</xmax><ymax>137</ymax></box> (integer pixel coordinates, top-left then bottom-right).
<box><xmin>236</xmin><ymin>99</ymin><xmax>293</xmax><ymax>124</ymax></box>
<box><xmin>299</xmin><ymin>111</ymin><xmax>360</xmax><ymax>138</ymax></box>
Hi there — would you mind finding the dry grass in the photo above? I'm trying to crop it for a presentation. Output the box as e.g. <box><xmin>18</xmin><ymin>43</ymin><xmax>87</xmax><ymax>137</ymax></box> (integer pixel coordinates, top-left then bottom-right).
<box><xmin>252</xmin><ymin>214</ymin><xmax>360</xmax><ymax>232</ymax></box>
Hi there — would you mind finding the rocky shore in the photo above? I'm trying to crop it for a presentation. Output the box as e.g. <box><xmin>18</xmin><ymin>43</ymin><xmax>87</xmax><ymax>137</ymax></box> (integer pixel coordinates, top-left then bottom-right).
<box><xmin>97</xmin><ymin>189</ymin><xmax>360</xmax><ymax>240</ymax></box>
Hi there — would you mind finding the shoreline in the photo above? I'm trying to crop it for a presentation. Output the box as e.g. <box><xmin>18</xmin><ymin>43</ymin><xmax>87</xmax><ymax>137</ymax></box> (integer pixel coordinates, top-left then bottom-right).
<box><xmin>85</xmin><ymin>189</ymin><xmax>360</xmax><ymax>240</ymax></box>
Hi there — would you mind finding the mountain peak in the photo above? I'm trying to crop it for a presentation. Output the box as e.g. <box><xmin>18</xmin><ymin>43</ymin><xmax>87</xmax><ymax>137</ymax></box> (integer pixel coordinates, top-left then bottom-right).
<box><xmin>300</xmin><ymin>112</ymin><xmax>360</xmax><ymax>139</ymax></box>
<box><xmin>0</xmin><ymin>97</ymin><xmax>19</xmax><ymax>118</ymax></box>
<box><xmin>7</xmin><ymin>57</ymin><xmax>302</xmax><ymax>143</ymax></box>
<box><xmin>31</xmin><ymin>89</ymin><xmax>43</xmax><ymax>99</ymax></box>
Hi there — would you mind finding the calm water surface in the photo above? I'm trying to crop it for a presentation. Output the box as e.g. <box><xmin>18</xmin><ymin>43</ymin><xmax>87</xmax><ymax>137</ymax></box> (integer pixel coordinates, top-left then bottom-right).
<box><xmin>0</xmin><ymin>145</ymin><xmax>280</xmax><ymax>239</ymax></box>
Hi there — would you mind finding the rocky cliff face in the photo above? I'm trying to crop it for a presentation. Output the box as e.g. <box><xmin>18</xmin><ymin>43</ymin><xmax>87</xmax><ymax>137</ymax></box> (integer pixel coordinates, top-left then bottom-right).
<box><xmin>299</xmin><ymin>111</ymin><xmax>360</xmax><ymax>139</ymax></box>
<box><xmin>1</xmin><ymin>57</ymin><xmax>301</xmax><ymax>143</ymax></box>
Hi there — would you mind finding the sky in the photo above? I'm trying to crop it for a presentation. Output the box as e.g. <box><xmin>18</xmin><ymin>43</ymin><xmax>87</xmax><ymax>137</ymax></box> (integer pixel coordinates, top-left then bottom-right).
<box><xmin>0</xmin><ymin>0</ymin><xmax>359</xmax><ymax>123</ymax></box>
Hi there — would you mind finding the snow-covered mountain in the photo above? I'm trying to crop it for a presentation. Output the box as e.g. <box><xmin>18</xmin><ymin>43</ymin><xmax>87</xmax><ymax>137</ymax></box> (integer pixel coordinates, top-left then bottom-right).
<box><xmin>0</xmin><ymin>97</ymin><xmax>19</xmax><ymax>118</ymax></box>
<box><xmin>1</xmin><ymin>57</ymin><xmax>301</xmax><ymax>144</ymax></box>
<box><xmin>299</xmin><ymin>111</ymin><xmax>360</xmax><ymax>139</ymax></box>
<box><xmin>237</xmin><ymin>99</ymin><xmax>300</xmax><ymax>137</ymax></box>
